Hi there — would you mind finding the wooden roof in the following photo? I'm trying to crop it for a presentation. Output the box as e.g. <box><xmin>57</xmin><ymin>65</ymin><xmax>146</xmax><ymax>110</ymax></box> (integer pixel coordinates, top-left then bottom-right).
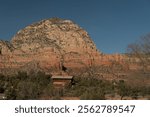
<box><xmin>51</xmin><ymin>75</ymin><xmax>73</xmax><ymax>80</ymax></box>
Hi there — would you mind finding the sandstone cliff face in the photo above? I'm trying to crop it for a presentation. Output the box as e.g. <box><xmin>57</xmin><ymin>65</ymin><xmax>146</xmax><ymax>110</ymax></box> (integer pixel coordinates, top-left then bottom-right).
<box><xmin>0</xmin><ymin>40</ymin><xmax>14</xmax><ymax>55</ymax></box>
<box><xmin>11</xmin><ymin>18</ymin><xmax>98</xmax><ymax>54</ymax></box>
<box><xmin>0</xmin><ymin>18</ymin><xmax>101</xmax><ymax>74</ymax></box>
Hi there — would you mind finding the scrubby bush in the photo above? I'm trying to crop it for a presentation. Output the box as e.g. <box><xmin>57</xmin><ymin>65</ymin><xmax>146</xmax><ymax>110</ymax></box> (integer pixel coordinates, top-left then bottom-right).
<box><xmin>3</xmin><ymin>71</ymin><xmax>52</xmax><ymax>100</ymax></box>
<box><xmin>117</xmin><ymin>80</ymin><xmax>130</xmax><ymax>99</ymax></box>
<box><xmin>16</xmin><ymin>81</ymin><xmax>39</xmax><ymax>99</ymax></box>
<box><xmin>80</xmin><ymin>87</ymin><xmax>105</xmax><ymax>100</ymax></box>
<box><xmin>64</xmin><ymin>77</ymin><xmax>114</xmax><ymax>100</ymax></box>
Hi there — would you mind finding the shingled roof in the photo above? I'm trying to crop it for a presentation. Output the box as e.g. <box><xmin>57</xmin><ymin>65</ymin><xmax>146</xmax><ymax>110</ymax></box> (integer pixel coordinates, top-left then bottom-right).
<box><xmin>51</xmin><ymin>75</ymin><xmax>73</xmax><ymax>80</ymax></box>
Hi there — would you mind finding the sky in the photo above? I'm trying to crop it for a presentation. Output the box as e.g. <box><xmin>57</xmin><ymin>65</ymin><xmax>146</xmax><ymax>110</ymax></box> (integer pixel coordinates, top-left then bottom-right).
<box><xmin>0</xmin><ymin>0</ymin><xmax>150</xmax><ymax>54</ymax></box>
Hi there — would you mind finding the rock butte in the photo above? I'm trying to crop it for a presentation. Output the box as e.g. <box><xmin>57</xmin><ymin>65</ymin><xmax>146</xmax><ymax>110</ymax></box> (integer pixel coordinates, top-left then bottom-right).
<box><xmin>0</xmin><ymin>18</ymin><xmax>137</xmax><ymax>75</ymax></box>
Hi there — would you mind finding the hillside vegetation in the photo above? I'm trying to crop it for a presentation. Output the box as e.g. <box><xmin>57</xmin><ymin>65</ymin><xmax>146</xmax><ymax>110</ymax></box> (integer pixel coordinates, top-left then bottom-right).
<box><xmin>0</xmin><ymin>71</ymin><xmax>149</xmax><ymax>100</ymax></box>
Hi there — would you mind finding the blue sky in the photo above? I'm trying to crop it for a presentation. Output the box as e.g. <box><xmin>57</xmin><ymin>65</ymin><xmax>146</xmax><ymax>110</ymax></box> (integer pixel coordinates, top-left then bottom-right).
<box><xmin>0</xmin><ymin>0</ymin><xmax>150</xmax><ymax>53</ymax></box>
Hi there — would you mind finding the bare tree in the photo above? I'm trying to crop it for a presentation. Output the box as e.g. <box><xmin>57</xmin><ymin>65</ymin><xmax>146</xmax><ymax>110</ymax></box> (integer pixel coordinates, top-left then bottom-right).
<box><xmin>127</xmin><ymin>33</ymin><xmax>150</xmax><ymax>72</ymax></box>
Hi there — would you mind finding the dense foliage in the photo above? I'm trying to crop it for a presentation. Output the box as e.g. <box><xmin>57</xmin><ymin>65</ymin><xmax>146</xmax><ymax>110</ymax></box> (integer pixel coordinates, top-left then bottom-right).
<box><xmin>0</xmin><ymin>71</ymin><xmax>51</xmax><ymax>99</ymax></box>
<box><xmin>0</xmin><ymin>72</ymin><xmax>149</xmax><ymax>100</ymax></box>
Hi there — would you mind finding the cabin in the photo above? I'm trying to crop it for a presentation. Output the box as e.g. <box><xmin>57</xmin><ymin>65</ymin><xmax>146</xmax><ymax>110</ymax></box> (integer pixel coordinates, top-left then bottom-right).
<box><xmin>51</xmin><ymin>75</ymin><xmax>74</xmax><ymax>88</ymax></box>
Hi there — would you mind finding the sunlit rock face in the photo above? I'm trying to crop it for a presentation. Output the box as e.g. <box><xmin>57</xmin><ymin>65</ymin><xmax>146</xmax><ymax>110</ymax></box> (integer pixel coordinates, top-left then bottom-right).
<box><xmin>0</xmin><ymin>18</ymin><xmax>101</xmax><ymax>74</ymax></box>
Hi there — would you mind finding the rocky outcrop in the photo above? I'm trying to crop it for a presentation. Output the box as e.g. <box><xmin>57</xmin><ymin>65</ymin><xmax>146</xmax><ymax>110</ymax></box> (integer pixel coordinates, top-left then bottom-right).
<box><xmin>0</xmin><ymin>40</ymin><xmax>14</xmax><ymax>55</ymax></box>
<box><xmin>11</xmin><ymin>18</ymin><xmax>98</xmax><ymax>54</ymax></box>
<box><xmin>0</xmin><ymin>18</ymin><xmax>102</xmax><ymax>74</ymax></box>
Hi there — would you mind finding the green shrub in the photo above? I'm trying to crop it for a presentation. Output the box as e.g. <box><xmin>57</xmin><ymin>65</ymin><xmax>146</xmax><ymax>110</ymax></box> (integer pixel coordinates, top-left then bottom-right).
<box><xmin>16</xmin><ymin>81</ymin><xmax>39</xmax><ymax>99</ymax></box>
<box><xmin>80</xmin><ymin>87</ymin><xmax>105</xmax><ymax>100</ymax></box>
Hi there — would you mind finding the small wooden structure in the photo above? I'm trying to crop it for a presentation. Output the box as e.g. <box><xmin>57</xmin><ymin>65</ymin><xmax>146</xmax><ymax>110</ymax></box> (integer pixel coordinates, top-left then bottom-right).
<box><xmin>51</xmin><ymin>75</ymin><xmax>74</xmax><ymax>88</ymax></box>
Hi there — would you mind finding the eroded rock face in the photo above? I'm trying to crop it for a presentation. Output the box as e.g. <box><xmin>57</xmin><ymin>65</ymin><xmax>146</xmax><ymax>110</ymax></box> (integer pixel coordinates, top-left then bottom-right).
<box><xmin>0</xmin><ymin>18</ymin><xmax>101</xmax><ymax>74</ymax></box>
<box><xmin>0</xmin><ymin>40</ymin><xmax>14</xmax><ymax>55</ymax></box>
<box><xmin>11</xmin><ymin>18</ymin><xmax>98</xmax><ymax>54</ymax></box>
